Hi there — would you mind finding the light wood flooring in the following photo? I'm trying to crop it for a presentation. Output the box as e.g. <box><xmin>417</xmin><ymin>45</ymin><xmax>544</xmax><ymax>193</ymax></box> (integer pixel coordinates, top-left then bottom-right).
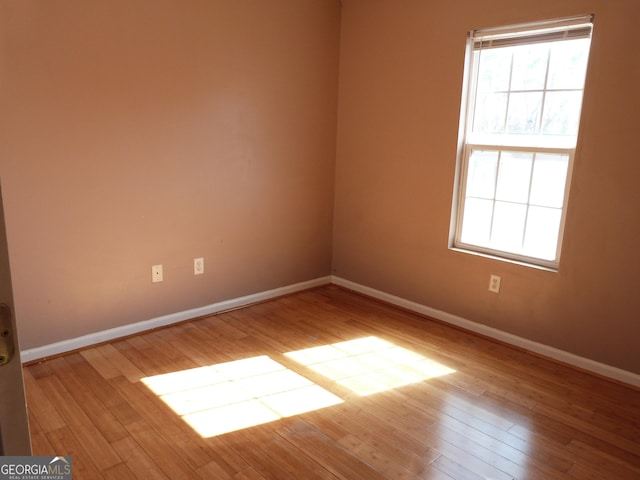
<box><xmin>24</xmin><ymin>285</ymin><xmax>640</xmax><ymax>479</ymax></box>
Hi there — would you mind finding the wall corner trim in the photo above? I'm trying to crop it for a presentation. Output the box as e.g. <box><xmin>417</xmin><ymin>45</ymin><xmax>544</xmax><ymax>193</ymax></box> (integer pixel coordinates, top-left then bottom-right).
<box><xmin>331</xmin><ymin>276</ymin><xmax>640</xmax><ymax>389</ymax></box>
<box><xmin>21</xmin><ymin>276</ymin><xmax>332</xmax><ymax>363</ymax></box>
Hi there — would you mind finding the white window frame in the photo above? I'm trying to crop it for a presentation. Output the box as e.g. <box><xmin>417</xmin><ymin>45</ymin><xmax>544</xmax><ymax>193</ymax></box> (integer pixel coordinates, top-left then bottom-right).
<box><xmin>450</xmin><ymin>15</ymin><xmax>594</xmax><ymax>270</ymax></box>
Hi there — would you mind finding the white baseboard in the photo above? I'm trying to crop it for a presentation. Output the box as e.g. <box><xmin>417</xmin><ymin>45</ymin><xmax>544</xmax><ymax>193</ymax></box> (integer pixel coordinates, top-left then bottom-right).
<box><xmin>21</xmin><ymin>276</ymin><xmax>332</xmax><ymax>363</ymax></box>
<box><xmin>21</xmin><ymin>274</ymin><xmax>640</xmax><ymax>389</ymax></box>
<box><xmin>331</xmin><ymin>276</ymin><xmax>640</xmax><ymax>388</ymax></box>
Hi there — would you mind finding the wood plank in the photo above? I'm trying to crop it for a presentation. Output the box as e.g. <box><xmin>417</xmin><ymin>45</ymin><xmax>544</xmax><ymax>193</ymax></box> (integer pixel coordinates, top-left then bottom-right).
<box><xmin>532</xmin><ymin>400</ymin><xmax>640</xmax><ymax>457</ymax></box>
<box><xmin>110</xmin><ymin>375</ymin><xmax>250</xmax><ymax>475</ymax></box>
<box><xmin>45</xmin><ymin>426</ymin><xmax>105</xmax><ymax>480</ymax></box>
<box><xmin>397</xmin><ymin>422</ymin><xmax>515</xmax><ymax>480</ymax></box>
<box><xmin>22</xmin><ymin>368</ymin><xmax>67</xmax><ymax>433</ymax></box>
<box><xmin>430</xmin><ymin>455</ymin><xmax>483</xmax><ymax>480</ymax></box>
<box><xmin>45</xmin><ymin>356</ymin><xmax>129</xmax><ymax>444</ymax></box>
<box><xmin>110</xmin><ymin>435</ymin><xmax>171</xmax><ymax>480</ymax></box>
<box><xmin>62</xmin><ymin>353</ymin><xmax>143</xmax><ymax>427</ymax></box>
<box><xmin>225</xmin><ymin>421</ymin><xmax>341</xmax><ymax>479</ymax></box>
<box><xmin>313</xmin><ymin>405</ymin><xmax>441</xmax><ymax>468</ymax></box>
<box><xmin>22</xmin><ymin>285</ymin><xmax>640</xmax><ymax>480</ymax></box>
<box><xmin>196</xmin><ymin>460</ymin><xmax>234</xmax><ymax>480</ymax></box>
<box><xmin>80</xmin><ymin>347</ymin><xmax>122</xmax><ymax>380</ymax></box>
<box><xmin>425</xmin><ymin>422</ymin><xmax>566</xmax><ymax>480</ymax></box>
<box><xmin>277</xmin><ymin>419</ymin><xmax>390</xmax><ymax>480</ymax></box>
<box><xmin>37</xmin><ymin>373</ymin><xmax>122</xmax><ymax>471</ymax></box>
<box><xmin>102</xmin><ymin>463</ymin><xmax>138</xmax><ymax>480</ymax></box>
<box><xmin>435</xmin><ymin>406</ymin><xmax>574</xmax><ymax>473</ymax></box>
<box><xmin>233</xmin><ymin>467</ymin><xmax>267</xmax><ymax>480</ymax></box>
<box><xmin>565</xmin><ymin>439</ymin><xmax>640</xmax><ymax>478</ymax></box>
<box><xmin>123</xmin><ymin>419</ymin><xmax>201</xmax><ymax>480</ymax></box>
<box><xmin>337</xmin><ymin>433</ymin><xmax>448</xmax><ymax>480</ymax></box>
<box><xmin>27</xmin><ymin>415</ymin><xmax>55</xmax><ymax>456</ymax></box>
<box><xmin>96</xmin><ymin>343</ymin><xmax>146</xmax><ymax>382</ymax></box>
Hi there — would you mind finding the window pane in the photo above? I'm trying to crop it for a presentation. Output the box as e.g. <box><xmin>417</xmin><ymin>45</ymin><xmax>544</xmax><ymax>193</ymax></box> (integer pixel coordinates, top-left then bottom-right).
<box><xmin>495</xmin><ymin>151</ymin><xmax>532</xmax><ymax>203</ymax></box>
<box><xmin>541</xmin><ymin>91</ymin><xmax>583</xmax><ymax>136</ymax></box>
<box><xmin>455</xmin><ymin>18</ymin><xmax>592</xmax><ymax>267</ymax></box>
<box><xmin>460</xmin><ymin>198</ymin><xmax>493</xmax><ymax>246</ymax></box>
<box><xmin>510</xmin><ymin>43</ymin><xmax>549</xmax><ymax>91</ymax></box>
<box><xmin>477</xmin><ymin>48</ymin><xmax>512</xmax><ymax>93</ymax></box>
<box><xmin>522</xmin><ymin>206</ymin><xmax>562</xmax><ymax>260</ymax></box>
<box><xmin>547</xmin><ymin>39</ymin><xmax>590</xmax><ymax>90</ymax></box>
<box><xmin>506</xmin><ymin>92</ymin><xmax>543</xmax><ymax>134</ymax></box>
<box><xmin>473</xmin><ymin>93</ymin><xmax>507</xmax><ymax>133</ymax></box>
<box><xmin>466</xmin><ymin>150</ymin><xmax>498</xmax><ymax>199</ymax></box>
<box><xmin>490</xmin><ymin>201</ymin><xmax>526</xmax><ymax>253</ymax></box>
<box><xmin>529</xmin><ymin>153</ymin><xmax>569</xmax><ymax>208</ymax></box>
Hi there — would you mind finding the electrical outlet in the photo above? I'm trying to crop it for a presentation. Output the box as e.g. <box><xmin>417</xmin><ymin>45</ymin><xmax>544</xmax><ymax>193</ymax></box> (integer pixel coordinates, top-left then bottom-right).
<box><xmin>489</xmin><ymin>274</ymin><xmax>501</xmax><ymax>293</ymax></box>
<box><xmin>194</xmin><ymin>257</ymin><xmax>204</xmax><ymax>275</ymax></box>
<box><xmin>152</xmin><ymin>264</ymin><xmax>163</xmax><ymax>283</ymax></box>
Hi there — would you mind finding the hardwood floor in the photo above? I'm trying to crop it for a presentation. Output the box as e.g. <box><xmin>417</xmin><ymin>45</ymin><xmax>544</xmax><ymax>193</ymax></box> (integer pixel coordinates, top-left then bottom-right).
<box><xmin>23</xmin><ymin>286</ymin><xmax>640</xmax><ymax>479</ymax></box>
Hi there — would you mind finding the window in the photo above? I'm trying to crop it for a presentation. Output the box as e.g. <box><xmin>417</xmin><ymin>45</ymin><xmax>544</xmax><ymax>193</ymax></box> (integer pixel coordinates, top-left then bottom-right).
<box><xmin>451</xmin><ymin>15</ymin><xmax>594</xmax><ymax>269</ymax></box>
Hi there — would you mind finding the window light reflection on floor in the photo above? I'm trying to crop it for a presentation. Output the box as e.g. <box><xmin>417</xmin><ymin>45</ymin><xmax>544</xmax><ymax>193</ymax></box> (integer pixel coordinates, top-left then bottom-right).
<box><xmin>141</xmin><ymin>337</ymin><xmax>455</xmax><ymax>438</ymax></box>
<box><xmin>141</xmin><ymin>356</ymin><xmax>342</xmax><ymax>438</ymax></box>
<box><xmin>285</xmin><ymin>336</ymin><xmax>456</xmax><ymax>396</ymax></box>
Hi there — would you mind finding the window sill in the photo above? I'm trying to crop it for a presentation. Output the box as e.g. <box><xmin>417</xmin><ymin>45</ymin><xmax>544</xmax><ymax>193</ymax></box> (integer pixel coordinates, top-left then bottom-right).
<box><xmin>449</xmin><ymin>246</ymin><xmax>559</xmax><ymax>272</ymax></box>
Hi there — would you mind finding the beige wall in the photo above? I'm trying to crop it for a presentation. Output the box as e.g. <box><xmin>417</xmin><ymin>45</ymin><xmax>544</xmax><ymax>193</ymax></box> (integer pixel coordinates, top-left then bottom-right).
<box><xmin>0</xmin><ymin>0</ymin><xmax>341</xmax><ymax>349</ymax></box>
<box><xmin>334</xmin><ymin>0</ymin><xmax>640</xmax><ymax>374</ymax></box>
<box><xmin>2</xmin><ymin>0</ymin><xmax>639</xmax><ymax>376</ymax></box>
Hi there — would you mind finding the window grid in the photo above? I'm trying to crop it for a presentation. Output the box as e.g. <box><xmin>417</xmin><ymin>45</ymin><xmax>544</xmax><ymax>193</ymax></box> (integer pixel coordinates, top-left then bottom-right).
<box><xmin>458</xmin><ymin>146</ymin><xmax>572</xmax><ymax>266</ymax></box>
<box><xmin>470</xmin><ymin>45</ymin><xmax>583</xmax><ymax>140</ymax></box>
<box><xmin>452</xmin><ymin>17</ymin><xmax>592</xmax><ymax>269</ymax></box>
<box><xmin>463</xmin><ymin>150</ymin><xmax>567</xmax><ymax>255</ymax></box>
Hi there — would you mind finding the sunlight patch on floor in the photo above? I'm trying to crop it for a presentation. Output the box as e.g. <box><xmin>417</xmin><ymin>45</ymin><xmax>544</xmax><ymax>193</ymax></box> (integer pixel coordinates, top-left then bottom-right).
<box><xmin>285</xmin><ymin>336</ymin><xmax>456</xmax><ymax>396</ymax></box>
<box><xmin>141</xmin><ymin>337</ymin><xmax>455</xmax><ymax>437</ymax></box>
<box><xmin>141</xmin><ymin>356</ymin><xmax>342</xmax><ymax>438</ymax></box>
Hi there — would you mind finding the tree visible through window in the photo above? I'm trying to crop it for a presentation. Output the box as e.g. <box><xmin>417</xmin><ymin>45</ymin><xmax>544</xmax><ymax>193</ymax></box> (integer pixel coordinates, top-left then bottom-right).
<box><xmin>451</xmin><ymin>16</ymin><xmax>594</xmax><ymax>269</ymax></box>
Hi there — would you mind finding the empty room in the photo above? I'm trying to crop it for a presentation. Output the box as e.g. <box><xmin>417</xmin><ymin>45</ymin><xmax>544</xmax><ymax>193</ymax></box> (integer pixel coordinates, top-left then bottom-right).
<box><xmin>0</xmin><ymin>0</ymin><xmax>639</xmax><ymax>479</ymax></box>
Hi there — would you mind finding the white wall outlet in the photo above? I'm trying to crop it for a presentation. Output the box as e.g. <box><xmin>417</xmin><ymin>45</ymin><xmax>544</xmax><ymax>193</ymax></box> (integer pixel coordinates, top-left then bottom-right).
<box><xmin>194</xmin><ymin>257</ymin><xmax>204</xmax><ymax>275</ymax></box>
<box><xmin>489</xmin><ymin>274</ymin><xmax>501</xmax><ymax>293</ymax></box>
<box><xmin>152</xmin><ymin>264</ymin><xmax>163</xmax><ymax>283</ymax></box>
